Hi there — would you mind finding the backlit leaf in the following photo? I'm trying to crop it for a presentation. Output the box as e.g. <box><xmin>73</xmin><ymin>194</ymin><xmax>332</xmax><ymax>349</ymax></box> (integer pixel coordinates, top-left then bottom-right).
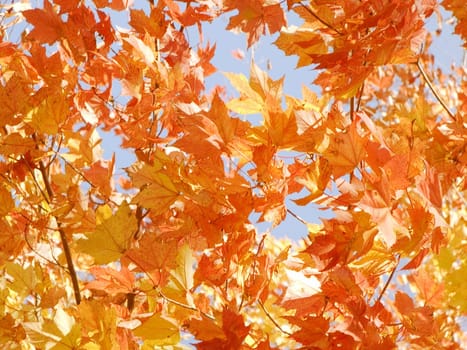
<box><xmin>78</xmin><ymin>201</ymin><xmax>137</xmax><ymax>264</ymax></box>
<box><xmin>134</xmin><ymin>314</ymin><xmax>180</xmax><ymax>346</ymax></box>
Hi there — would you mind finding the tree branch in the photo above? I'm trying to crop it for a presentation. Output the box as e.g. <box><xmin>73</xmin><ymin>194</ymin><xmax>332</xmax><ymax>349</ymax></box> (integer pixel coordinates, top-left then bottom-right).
<box><xmin>38</xmin><ymin>159</ymin><xmax>81</xmax><ymax>305</ymax></box>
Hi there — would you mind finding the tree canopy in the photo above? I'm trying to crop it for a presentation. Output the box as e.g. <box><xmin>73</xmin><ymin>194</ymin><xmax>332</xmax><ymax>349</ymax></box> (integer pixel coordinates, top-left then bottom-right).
<box><xmin>0</xmin><ymin>0</ymin><xmax>466</xmax><ymax>349</ymax></box>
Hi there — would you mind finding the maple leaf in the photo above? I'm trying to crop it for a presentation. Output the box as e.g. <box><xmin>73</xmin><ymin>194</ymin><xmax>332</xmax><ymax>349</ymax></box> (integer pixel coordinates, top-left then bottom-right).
<box><xmin>82</xmin><ymin>157</ymin><xmax>115</xmax><ymax>198</ymax></box>
<box><xmin>274</xmin><ymin>26</ymin><xmax>328</xmax><ymax>68</ymax></box>
<box><xmin>0</xmin><ymin>133</ymin><xmax>36</xmax><ymax>156</ymax></box>
<box><xmin>442</xmin><ymin>0</ymin><xmax>467</xmax><ymax>47</ymax></box>
<box><xmin>394</xmin><ymin>291</ymin><xmax>435</xmax><ymax>336</ymax></box>
<box><xmin>24</xmin><ymin>308</ymin><xmax>81</xmax><ymax>349</ymax></box>
<box><xmin>323</xmin><ymin>121</ymin><xmax>368</xmax><ymax>178</ymax></box>
<box><xmin>78</xmin><ymin>300</ymin><xmax>121</xmax><ymax>348</ymax></box>
<box><xmin>22</xmin><ymin>0</ymin><xmax>63</xmax><ymax>44</ymax></box>
<box><xmin>284</xmin><ymin>315</ymin><xmax>330</xmax><ymax>348</ymax></box>
<box><xmin>192</xmin><ymin>307</ymin><xmax>251</xmax><ymax>348</ymax></box>
<box><xmin>5</xmin><ymin>262</ymin><xmax>36</xmax><ymax>295</ymax></box>
<box><xmin>407</xmin><ymin>269</ymin><xmax>445</xmax><ymax>308</ymax></box>
<box><xmin>225</xmin><ymin>0</ymin><xmax>286</xmax><ymax>47</ymax></box>
<box><xmin>127</xmin><ymin>161</ymin><xmax>180</xmax><ymax>216</ymax></box>
<box><xmin>124</xmin><ymin>233</ymin><xmax>179</xmax><ymax>288</ymax></box>
<box><xmin>0</xmin><ymin>314</ymin><xmax>26</xmax><ymax>344</ymax></box>
<box><xmin>130</xmin><ymin>6</ymin><xmax>168</xmax><ymax>39</ymax></box>
<box><xmin>78</xmin><ymin>201</ymin><xmax>137</xmax><ymax>264</ymax></box>
<box><xmin>2</xmin><ymin>0</ymin><xmax>466</xmax><ymax>348</ymax></box>
<box><xmin>133</xmin><ymin>313</ymin><xmax>180</xmax><ymax>346</ymax></box>
<box><xmin>86</xmin><ymin>265</ymin><xmax>135</xmax><ymax>295</ymax></box>
<box><xmin>207</xmin><ymin>93</ymin><xmax>252</xmax><ymax>163</ymax></box>
<box><xmin>224</xmin><ymin>71</ymin><xmax>264</xmax><ymax>115</ymax></box>
<box><xmin>293</xmin><ymin>157</ymin><xmax>331</xmax><ymax>205</ymax></box>
<box><xmin>94</xmin><ymin>0</ymin><xmax>133</xmax><ymax>11</ymax></box>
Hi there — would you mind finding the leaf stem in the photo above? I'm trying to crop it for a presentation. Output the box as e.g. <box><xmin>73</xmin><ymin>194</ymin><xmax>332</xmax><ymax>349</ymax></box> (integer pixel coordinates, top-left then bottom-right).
<box><xmin>416</xmin><ymin>59</ymin><xmax>456</xmax><ymax>121</ymax></box>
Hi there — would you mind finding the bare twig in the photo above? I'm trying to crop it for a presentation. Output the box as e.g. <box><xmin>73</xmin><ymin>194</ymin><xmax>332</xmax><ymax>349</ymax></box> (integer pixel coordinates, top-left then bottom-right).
<box><xmin>375</xmin><ymin>255</ymin><xmax>399</xmax><ymax>305</ymax></box>
<box><xmin>356</xmin><ymin>81</ymin><xmax>365</xmax><ymax>112</ymax></box>
<box><xmin>287</xmin><ymin>208</ymin><xmax>308</xmax><ymax>225</ymax></box>
<box><xmin>416</xmin><ymin>59</ymin><xmax>456</xmax><ymax>121</ymax></box>
<box><xmin>298</xmin><ymin>2</ymin><xmax>343</xmax><ymax>35</ymax></box>
<box><xmin>159</xmin><ymin>291</ymin><xmax>215</xmax><ymax>320</ymax></box>
<box><xmin>258</xmin><ymin>300</ymin><xmax>293</xmax><ymax>336</ymax></box>
<box><xmin>23</xmin><ymin>229</ymin><xmax>67</xmax><ymax>270</ymax></box>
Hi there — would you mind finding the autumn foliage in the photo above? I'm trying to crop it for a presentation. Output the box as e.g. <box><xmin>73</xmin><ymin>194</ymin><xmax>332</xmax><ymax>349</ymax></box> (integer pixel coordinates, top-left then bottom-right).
<box><xmin>1</xmin><ymin>0</ymin><xmax>466</xmax><ymax>348</ymax></box>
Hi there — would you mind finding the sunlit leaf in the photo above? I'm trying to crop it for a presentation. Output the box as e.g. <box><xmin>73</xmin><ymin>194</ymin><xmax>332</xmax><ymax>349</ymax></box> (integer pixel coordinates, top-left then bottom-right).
<box><xmin>134</xmin><ymin>314</ymin><xmax>180</xmax><ymax>346</ymax></box>
<box><xmin>78</xmin><ymin>201</ymin><xmax>137</xmax><ymax>264</ymax></box>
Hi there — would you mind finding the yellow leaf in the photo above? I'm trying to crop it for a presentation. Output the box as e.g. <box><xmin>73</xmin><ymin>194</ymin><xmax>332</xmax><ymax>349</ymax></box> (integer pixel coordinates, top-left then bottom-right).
<box><xmin>446</xmin><ymin>267</ymin><xmax>467</xmax><ymax>313</ymax></box>
<box><xmin>96</xmin><ymin>203</ymin><xmax>113</xmax><ymax>225</ymax></box>
<box><xmin>5</xmin><ymin>262</ymin><xmax>36</xmax><ymax>295</ymax></box>
<box><xmin>78</xmin><ymin>201</ymin><xmax>137</xmax><ymax>264</ymax></box>
<box><xmin>224</xmin><ymin>72</ymin><xmax>263</xmax><ymax>114</ymax></box>
<box><xmin>25</xmin><ymin>93</ymin><xmax>68</xmax><ymax>134</ymax></box>
<box><xmin>171</xmin><ymin>243</ymin><xmax>194</xmax><ymax>291</ymax></box>
<box><xmin>24</xmin><ymin>314</ymin><xmax>81</xmax><ymax>350</ymax></box>
<box><xmin>128</xmin><ymin>161</ymin><xmax>180</xmax><ymax>215</ymax></box>
<box><xmin>132</xmin><ymin>178</ymin><xmax>179</xmax><ymax>215</ymax></box>
<box><xmin>134</xmin><ymin>314</ymin><xmax>180</xmax><ymax>346</ymax></box>
<box><xmin>163</xmin><ymin>244</ymin><xmax>195</xmax><ymax>308</ymax></box>
<box><xmin>53</xmin><ymin>308</ymin><xmax>75</xmax><ymax>336</ymax></box>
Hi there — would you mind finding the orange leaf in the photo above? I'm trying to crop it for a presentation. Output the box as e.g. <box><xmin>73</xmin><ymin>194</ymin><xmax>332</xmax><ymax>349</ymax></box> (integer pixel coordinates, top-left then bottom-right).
<box><xmin>86</xmin><ymin>265</ymin><xmax>135</xmax><ymax>295</ymax></box>
<box><xmin>124</xmin><ymin>234</ymin><xmax>178</xmax><ymax>284</ymax></box>
<box><xmin>323</xmin><ymin>121</ymin><xmax>367</xmax><ymax>178</ymax></box>
<box><xmin>22</xmin><ymin>0</ymin><xmax>63</xmax><ymax>44</ymax></box>
<box><xmin>127</xmin><ymin>162</ymin><xmax>180</xmax><ymax>215</ymax></box>
<box><xmin>225</xmin><ymin>0</ymin><xmax>286</xmax><ymax>47</ymax></box>
<box><xmin>293</xmin><ymin>157</ymin><xmax>331</xmax><ymax>205</ymax></box>
<box><xmin>401</xmin><ymin>248</ymin><xmax>430</xmax><ymax>270</ymax></box>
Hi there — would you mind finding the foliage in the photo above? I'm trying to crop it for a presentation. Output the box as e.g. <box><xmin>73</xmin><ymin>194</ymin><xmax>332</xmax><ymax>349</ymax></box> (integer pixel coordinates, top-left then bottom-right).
<box><xmin>0</xmin><ymin>0</ymin><xmax>466</xmax><ymax>348</ymax></box>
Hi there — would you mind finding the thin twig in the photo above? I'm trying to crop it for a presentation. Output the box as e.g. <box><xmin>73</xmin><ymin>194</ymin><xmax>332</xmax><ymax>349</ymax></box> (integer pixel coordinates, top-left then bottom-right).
<box><xmin>356</xmin><ymin>81</ymin><xmax>365</xmax><ymax>112</ymax></box>
<box><xmin>21</xmin><ymin>155</ymin><xmax>50</xmax><ymax>204</ymax></box>
<box><xmin>416</xmin><ymin>59</ymin><xmax>456</xmax><ymax>121</ymax></box>
<box><xmin>375</xmin><ymin>255</ymin><xmax>399</xmax><ymax>305</ymax></box>
<box><xmin>258</xmin><ymin>300</ymin><xmax>292</xmax><ymax>336</ymax></box>
<box><xmin>299</xmin><ymin>2</ymin><xmax>343</xmax><ymax>35</ymax></box>
<box><xmin>287</xmin><ymin>208</ymin><xmax>308</xmax><ymax>225</ymax></box>
<box><xmin>23</xmin><ymin>229</ymin><xmax>67</xmax><ymax>270</ymax></box>
<box><xmin>59</xmin><ymin>155</ymin><xmax>96</xmax><ymax>188</ymax></box>
<box><xmin>159</xmin><ymin>291</ymin><xmax>215</xmax><ymax>320</ymax></box>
